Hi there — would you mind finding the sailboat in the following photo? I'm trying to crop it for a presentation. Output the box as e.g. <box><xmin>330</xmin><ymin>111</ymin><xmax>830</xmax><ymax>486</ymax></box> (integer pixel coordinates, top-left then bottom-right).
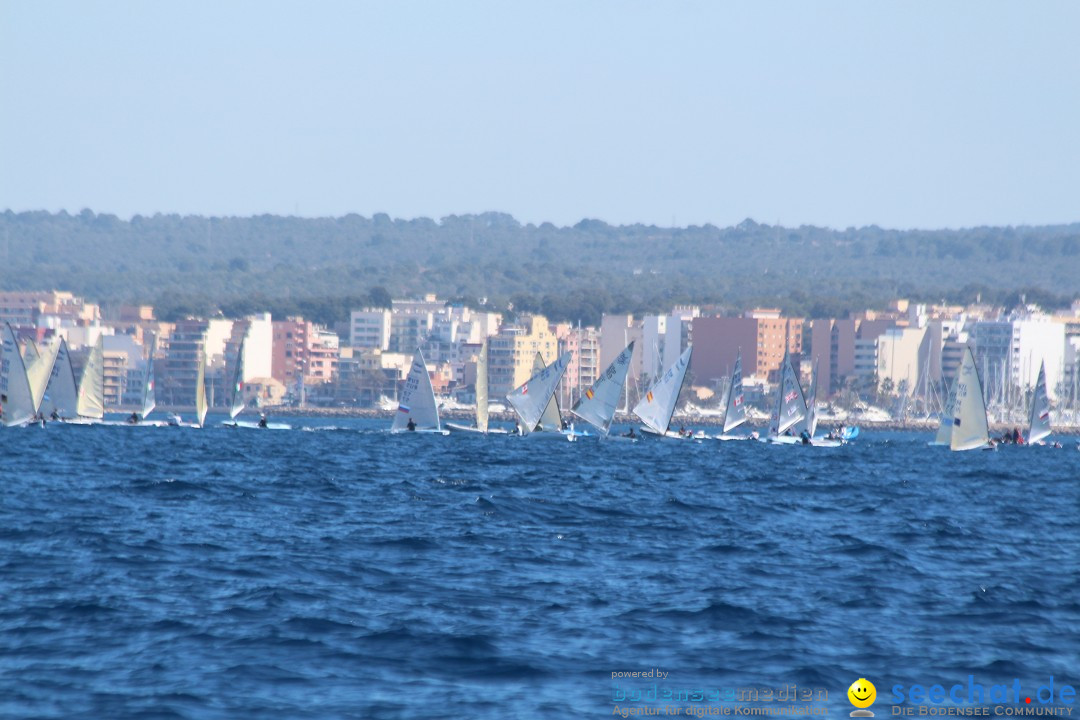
<box><xmin>714</xmin><ymin>349</ymin><xmax>750</xmax><ymax>440</ymax></box>
<box><xmin>571</xmin><ymin>341</ymin><xmax>635</xmax><ymax>437</ymax></box>
<box><xmin>226</xmin><ymin>337</ymin><xmax>246</xmax><ymax>424</ymax></box>
<box><xmin>766</xmin><ymin>349</ymin><xmax>807</xmax><ymax>444</ymax></box>
<box><xmin>72</xmin><ymin>335</ymin><xmax>106</xmax><ymax>424</ymax></box>
<box><xmin>633</xmin><ymin>345</ymin><xmax>693</xmax><ymax>439</ymax></box>
<box><xmin>530</xmin><ymin>353</ymin><xmax>559</xmax><ymax>432</ymax></box>
<box><xmin>195</xmin><ymin>353</ymin><xmax>209</xmax><ymax>428</ymax></box>
<box><xmin>41</xmin><ymin>338</ymin><xmax>79</xmax><ymax>420</ymax></box>
<box><xmin>391</xmin><ymin>348</ymin><xmax>448</xmax><ymax>434</ymax></box>
<box><xmin>506</xmin><ymin>351</ymin><xmax>572</xmax><ymax>437</ymax></box>
<box><xmin>140</xmin><ymin>336</ymin><xmax>158</xmax><ymax>422</ymax></box>
<box><xmin>1</xmin><ymin>323</ymin><xmax>37</xmax><ymax>427</ymax></box>
<box><xmin>446</xmin><ymin>340</ymin><xmax>508</xmax><ymax>434</ymax></box>
<box><xmin>950</xmin><ymin>345</ymin><xmax>993</xmax><ymax>451</ymax></box>
<box><xmin>929</xmin><ymin>371</ymin><xmax>958</xmax><ymax>446</ymax></box>
<box><xmin>799</xmin><ymin>358</ymin><xmax>845</xmax><ymax>447</ymax></box>
<box><xmin>1027</xmin><ymin>360</ymin><xmax>1051</xmax><ymax>445</ymax></box>
<box><xmin>127</xmin><ymin>335</ymin><xmax>167</xmax><ymax>426</ymax></box>
<box><xmin>223</xmin><ymin>337</ymin><xmax>290</xmax><ymax>429</ymax></box>
<box><xmin>23</xmin><ymin>339</ymin><xmax>56</xmax><ymax>419</ymax></box>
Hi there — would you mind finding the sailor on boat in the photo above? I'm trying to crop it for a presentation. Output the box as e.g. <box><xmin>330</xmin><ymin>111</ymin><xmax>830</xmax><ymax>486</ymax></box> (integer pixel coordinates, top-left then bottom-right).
<box><xmin>406</xmin><ymin>417</ymin><xmax>416</xmax><ymax>432</ymax></box>
<box><xmin>258</xmin><ymin>413</ymin><xmax>269</xmax><ymax>429</ymax></box>
<box><xmin>127</xmin><ymin>412</ymin><xmax>139</xmax><ymax>424</ymax></box>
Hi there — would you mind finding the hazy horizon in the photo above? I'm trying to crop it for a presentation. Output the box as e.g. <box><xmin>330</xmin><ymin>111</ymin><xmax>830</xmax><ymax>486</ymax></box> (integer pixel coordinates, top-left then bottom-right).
<box><xmin>3</xmin><ymin>1</ymin><xmax>1079</xmax><ymax>230</ymax></box>
<box><xmin>6</xmin><ymin>207</ymin><xmax>1080</xmax><ymax>234</ymax></box>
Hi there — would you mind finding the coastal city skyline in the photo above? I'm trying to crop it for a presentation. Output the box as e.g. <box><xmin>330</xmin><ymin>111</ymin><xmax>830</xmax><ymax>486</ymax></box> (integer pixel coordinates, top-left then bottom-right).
<box><xmin>3</xmin><ymin>289</ymin><xmax>1076</xmax><ymax>425</ymax></box>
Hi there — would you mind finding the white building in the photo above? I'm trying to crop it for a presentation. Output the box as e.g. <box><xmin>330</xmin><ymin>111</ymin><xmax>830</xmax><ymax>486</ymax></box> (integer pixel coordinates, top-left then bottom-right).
<box><xmin>350</xmin><ymin>309</ymin><xmax>392</xmax><ymax>350</ymax></box>
<box><xmin>876</xmin><ymin>325</ymin><xmax>928</xmax><ymax>396</ymax></box>
<box><xmin>973</xmin><ymin>314</ymin><xmax>1065</xmax><ymax>402</ymax></box>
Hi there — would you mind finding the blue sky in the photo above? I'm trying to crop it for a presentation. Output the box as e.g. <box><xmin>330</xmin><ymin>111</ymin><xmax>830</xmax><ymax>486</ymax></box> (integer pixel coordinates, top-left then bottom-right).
<box><xmin>2</xmin><ymin>1</ymin><xmax>1078</xmax><ymax>229</ymax></box>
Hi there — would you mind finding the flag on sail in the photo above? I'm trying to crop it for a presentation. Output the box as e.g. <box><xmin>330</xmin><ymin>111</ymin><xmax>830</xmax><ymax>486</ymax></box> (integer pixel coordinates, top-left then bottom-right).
<box><xmin>571</xmin><ymin>341</ymin><xmax>634</xmax><ymax>436</ymax></box>
<box><xmin>507</xmin><ymin>352</ymin><xmax>572</xmax><ymax>435</ymax></box>
<box><xmin>722</xmin><ymin>349</ymin><xmax>747</xmax><ymax>435</ymax></box>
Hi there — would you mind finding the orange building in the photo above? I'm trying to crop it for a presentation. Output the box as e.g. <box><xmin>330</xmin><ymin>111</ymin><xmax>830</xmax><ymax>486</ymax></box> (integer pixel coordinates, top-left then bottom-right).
<box><xmin>691</xmin><ymin>309</ymin><xmax>803</xmax><ymax>386</ymax></box>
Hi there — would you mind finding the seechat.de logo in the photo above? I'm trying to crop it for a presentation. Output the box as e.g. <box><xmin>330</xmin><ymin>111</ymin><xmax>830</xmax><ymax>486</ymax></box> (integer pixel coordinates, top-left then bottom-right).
<box><xmin>849</xmin><ymin>678</ymin><xmax>877</xmax><ymax>717</ymax></box>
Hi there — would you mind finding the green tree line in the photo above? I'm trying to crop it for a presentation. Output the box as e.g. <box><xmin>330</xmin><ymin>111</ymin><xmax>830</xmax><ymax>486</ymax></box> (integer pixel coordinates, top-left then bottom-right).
<box><xmin>2</xmin><ymin>210</ymin><xmax>1079</xmax><ymax>326</ymax></box>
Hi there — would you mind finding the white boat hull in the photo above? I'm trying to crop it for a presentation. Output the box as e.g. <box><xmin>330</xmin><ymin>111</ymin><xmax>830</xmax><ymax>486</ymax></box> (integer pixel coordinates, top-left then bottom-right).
<box><xmin>390</xmin><ymin>427</ymin><xmax>450</xmax><ymax>435</ymax></box>
<box><xmin>640</xmin><ymin>426</ymin><xmax>694</xmax><ymax>440</ymax></box>
<box><xmin>763</xmin><ymin>434</ymin><xmax>802</xmax><ymax>445</ymax></box>
<box><xmin>222</xmin><ymin>420</ymin><xmax>292</xmax><ymax>430</ymax></box>
<box><xmin>445</xmin><ymin>422</ymin><xmax>510</xmax><ymax>435</ymax></box>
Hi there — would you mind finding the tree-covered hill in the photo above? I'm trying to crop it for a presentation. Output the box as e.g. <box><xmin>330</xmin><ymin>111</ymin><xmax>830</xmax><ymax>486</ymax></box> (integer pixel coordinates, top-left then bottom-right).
<box><xmin>2</xmin><ymin>209</ymin><xmax>1078</xmax><ymax>326</ymax></box>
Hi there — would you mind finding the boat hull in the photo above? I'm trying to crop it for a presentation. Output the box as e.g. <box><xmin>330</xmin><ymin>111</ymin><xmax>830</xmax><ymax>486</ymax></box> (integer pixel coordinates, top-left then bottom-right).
<box><xmin>222</xmin><ymin>420</ymin><xmax>292</xmax><ymax>430</ymax></box>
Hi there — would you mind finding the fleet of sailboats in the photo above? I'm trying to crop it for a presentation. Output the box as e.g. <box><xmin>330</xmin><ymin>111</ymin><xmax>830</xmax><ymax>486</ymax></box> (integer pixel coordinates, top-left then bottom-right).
<box><xmin>0</xmin><ymin>329</ymin><xmax>1072</xmax><ymax>450</ymax></box>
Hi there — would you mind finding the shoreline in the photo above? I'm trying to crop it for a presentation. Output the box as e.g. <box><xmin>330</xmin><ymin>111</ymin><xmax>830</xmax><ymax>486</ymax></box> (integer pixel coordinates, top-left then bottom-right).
<box><xmin>141</xmin><ymin>405</ymin><xmax>1080</xmax><ymax>436</ymax></box>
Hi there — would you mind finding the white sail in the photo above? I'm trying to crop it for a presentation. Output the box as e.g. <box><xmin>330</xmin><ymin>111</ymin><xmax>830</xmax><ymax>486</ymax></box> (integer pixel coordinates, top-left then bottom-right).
<box><xmin>772</xmin><ymin>349</ymin><xmax>806</xmax><ymax>436</ymax></box>
<box><xmin>1028</xmin><ymin>360</ymin><xmax>1051</xmax><ymax>444</ymax></box>
<box><xmin>141</xmin><ymin>336</ymin><xmax>157</xmax><ymax>420</ymax></box>
<box><xmin>933</xmin><ymin>375</ymin><xmax>957</xmax><ymax>445</ymax></box>
<box><xmin>42</xmin><ymin>338</ymin><xmax>80</xmax><ymax>419</ymax></box>
<box><xmin>476</xmin><ymin>340</ymin><xmax>489</xmax><ymax>433</ymax></box>
<box><xmin>392</xmin><ymin>349</ymin><xmax>442</xmax><ymax>432</ymax></box>
<box><xmin>76</xmin><ymin>335</ymin><xmax>106</xmax><ymax>420</ymax></box>
<box><xmin>950</xmin><ymin>345</ymin><xmax>991</xmax><ymax>451</ymax></box>
<box><xmin>229</xmin><ymin>338</ymin><xmax>246</xmax><ymax>420</ymax></box>
<box><xmin>800</xmin><ymin>358</ymin><xmax>819</xmax><ymax>437</ymax></box>
<box><xmin>24</xmin><ymin>339</ymin><xmax>57</xmax><ymax>414</ymax></box>
<box><xmin>633</xmin><ymin>345</ymin><xmax>692</xmax><ymax>435</ymax></box>
<box><xmin>507</xmin><ymin>351</ymin><xmax>572</xmax><ymax>434</ymax></box>
<box><xmin>22</xmin><ymin>338</ymin><xmax>40</xmax><ymax>365</ymax></box>
<box><xmin>571</xmin><ymin>341</ymin><xmax>634</xmax><ymax>436</ymax></box>
<box><xmin>533</xmin><ymin>352</ymin><xmax>563</xmax><ymax>432</ymax></box>
<box><xmin>722</xmin><ymin>349</ymin><xmax>747</xmax><ymax>434</ymax></box>
<box><xmin>195</xmin><ymin>352</ymin><xmax>208</xmax><ymax>428</ymax></box>
<box><xmin>1</xmin><ymin>324</ymin><xmax>36</xmax><ymax>426</ymax></box>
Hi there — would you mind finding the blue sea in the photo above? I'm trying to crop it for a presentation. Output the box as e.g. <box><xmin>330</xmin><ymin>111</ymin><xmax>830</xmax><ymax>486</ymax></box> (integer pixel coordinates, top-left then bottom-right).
<box><xmin>1</xmin><ymin>418</ymin><xmax>1078</xmax><ymax>719</ymax></box>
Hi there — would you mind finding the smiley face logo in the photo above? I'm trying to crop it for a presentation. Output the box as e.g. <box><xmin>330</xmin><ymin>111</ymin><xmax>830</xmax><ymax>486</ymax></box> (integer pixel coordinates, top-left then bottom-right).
<box><xmin>848</xmin><ymin>678</ymin><xmax>876</xmax><ymax>716</ymax></box>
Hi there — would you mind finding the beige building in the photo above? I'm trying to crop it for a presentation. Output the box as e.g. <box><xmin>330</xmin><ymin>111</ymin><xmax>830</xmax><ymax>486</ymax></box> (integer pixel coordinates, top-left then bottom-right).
<box><xmin>554</xmin><ymin>323</ymin><xmax>601</xmax><ymax>407</ymax></box>
<box><xmin>488</xmin><ymin>315</ymin><xmax>559</xmax><ymax>398</ymax></box>
<box><xmin>0</xmin><ymin>290</ymin><xmax>100</xmax><ymax>328</ymax></box>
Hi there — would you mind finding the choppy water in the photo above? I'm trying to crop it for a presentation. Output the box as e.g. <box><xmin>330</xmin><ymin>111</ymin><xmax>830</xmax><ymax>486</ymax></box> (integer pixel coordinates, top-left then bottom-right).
<box><xmin>1</xmin><ymin>418</ymin><xmax>1077</xmax><ymax>719</ymax></box>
